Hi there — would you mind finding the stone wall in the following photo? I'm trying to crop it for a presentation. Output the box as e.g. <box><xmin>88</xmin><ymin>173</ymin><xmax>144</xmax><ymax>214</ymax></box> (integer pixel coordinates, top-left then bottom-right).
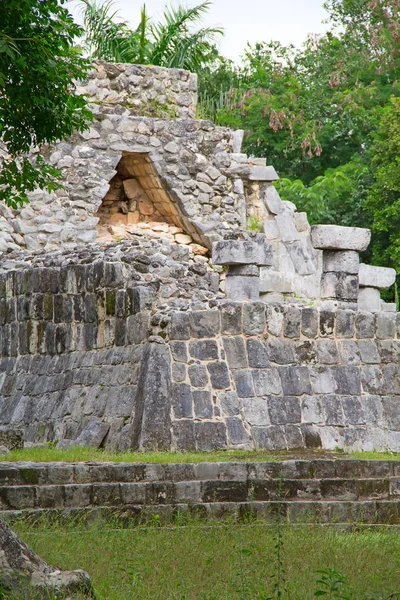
<box><xmin>76</xmin><ymin>61</ymin><xmax>199</xmax><ymax>119</ymax></box>
<box><xmin>167</xmin><ymin>303</ymin><xmax>400</xmax><ymax>452</ymax></box>
<box><xmin>1</xmin><ymin>242</ymin><xmax>399</xmax><ymax>452</ymax></box>
<box><xmin>0</xmin><ymin>237</ymin><xmax>221</xmax><ymax>450</ymax></box>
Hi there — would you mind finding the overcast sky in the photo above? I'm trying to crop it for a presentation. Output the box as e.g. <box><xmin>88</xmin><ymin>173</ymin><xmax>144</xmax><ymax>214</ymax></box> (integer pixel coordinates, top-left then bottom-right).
<box><xmin>67</xmin><ymin>0</ymin><xmax>330</xmax><ymax>62</ymax></box>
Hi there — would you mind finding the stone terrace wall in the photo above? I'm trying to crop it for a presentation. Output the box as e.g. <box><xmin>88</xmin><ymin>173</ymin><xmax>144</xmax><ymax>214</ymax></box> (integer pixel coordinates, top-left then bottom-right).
<box><xmin>1</xmin><ymin>244</ymin><xmax>400</xmax><ymax>452</ymax></box>
<box><xmin>0</xmin><ymin>261</ymin><xmax>153</xmax><ymax>448</ymax></box>
<box><xmin>167</xmin><ymin>303</ymin><xmax>400</xmax><ymax>452</ymax></box>
<box><xmin>0</xmin><ymin>238</ymin><xmax>222</xmax><ymax>450</ymax></box>
<box><xmin>76</xmin><ymin>61</ymin><xmax>198</xmax><ymax>119</ymax></box>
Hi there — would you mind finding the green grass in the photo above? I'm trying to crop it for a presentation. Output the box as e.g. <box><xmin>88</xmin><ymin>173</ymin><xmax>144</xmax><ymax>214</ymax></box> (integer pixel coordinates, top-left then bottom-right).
<box><xmin>3</xmin><ymin>446</ymin><xmax>400</xmax><ymax>463</ymax></box>
<box><xmin>13</xmin><ymin>518</ymin><xmax>400</xmax><ymax>600</ymax></box>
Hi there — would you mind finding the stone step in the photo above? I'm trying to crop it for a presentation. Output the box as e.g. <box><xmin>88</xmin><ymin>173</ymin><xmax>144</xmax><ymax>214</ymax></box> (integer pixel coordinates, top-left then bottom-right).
<box><xmin>2</xmin><ymin>500</ymin><xmax>400</xmax><ymax>525</ymax></box>
<box><xmin>0</xmin><ymin>477</ymin><xmax>399</xmax><ymax>511</ymax></box>
<box><xmin>0</xmin><ymin>460</ymin><xmax>398</xmax><ymax>486</ymax></box>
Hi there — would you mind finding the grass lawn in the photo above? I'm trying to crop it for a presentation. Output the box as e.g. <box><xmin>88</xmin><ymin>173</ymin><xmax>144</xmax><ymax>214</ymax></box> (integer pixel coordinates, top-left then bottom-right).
<box><xmin>3</xmin><ymin>446</ymin><xmax>400</xmax><ymax>463</ymax></box>
<box><xmin>13</xmin><ymin>519</ymin><xmax>400</xmax><ymax>600</ymax></box>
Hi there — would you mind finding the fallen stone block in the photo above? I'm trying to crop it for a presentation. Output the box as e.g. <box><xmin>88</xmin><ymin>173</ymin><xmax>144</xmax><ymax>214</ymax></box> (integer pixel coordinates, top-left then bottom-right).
<box><xmin>311</xmin><ymin>225</ymin><xmax>371</xmax><ymax>252</ymax></box>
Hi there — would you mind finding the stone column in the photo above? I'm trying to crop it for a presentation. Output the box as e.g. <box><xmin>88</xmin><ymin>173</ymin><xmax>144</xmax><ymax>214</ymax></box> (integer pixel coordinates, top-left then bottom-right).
<box><xmin>358</xmin><ymin>264</ymin><xmax>397</xmax><ymax>312</ymax></box>
<box><xmin>212</xmin><ymin>233</ymin><xmax>273</xmax><ymax>301</ymax></box>
<box><xmin>311</xmin><ymin>225</ymin><xmax>371</xmax><ymax>308</ymax></box>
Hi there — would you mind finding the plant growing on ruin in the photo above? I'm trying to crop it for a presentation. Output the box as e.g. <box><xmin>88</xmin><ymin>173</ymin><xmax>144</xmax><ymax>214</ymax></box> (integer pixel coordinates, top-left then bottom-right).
<box><xmin>0</xmin><ymin>0</ymin><xmax>92</xmax><ymax>208</ymax></box>
<box><xmin>81</xmin><ymin>0</ymin><xmax>223</xmax><ymax>73</ymax></box>
<box><xmin>246</xmin><ymin>215</ymin><xmax>264</xmax><ymax>233</ymax></box>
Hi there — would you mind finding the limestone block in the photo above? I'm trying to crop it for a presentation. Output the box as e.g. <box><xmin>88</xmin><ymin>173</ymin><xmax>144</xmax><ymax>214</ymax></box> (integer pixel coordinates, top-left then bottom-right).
<box><xmin>358</xmin><ymin>286</ymin><xmax>381</xmax><ymax>312</ymax></box>
<box><xmin>260</xmin><ymin>184</ymin><xmax>284</xmax><ymax>214</ymax></box>
<box><xmin>123</xmin><ymin>178</ymin><xmax>143</xmax><ymax>200</ymax></box>
<box><xmin>263</xmin><ymin>220</ymin><xmax>280</xmax><ymax>240</ymax></box>
<box><xmin>275</xmin><ymin>213</ymin><xmax>300</xmax><ymax>242</ymax></box>
<box><xmin>323</xmin><ymin>250</ymin><xmax>359</xmax><ymax>274</ymax></box>
<box><xmin>285</xmin><ymin>239</ymin><xmax>318</xmax><ymax>275</ymax></box>
<box><xmin>294</xmin><ymin>212</ymin><xmax>310</xmax><ymax>232</ymax></box>
<box><xmin>225</xmin><ymin>273</ymin><xmax>260</xmax><ymax>301</ymax></box>
<box><xmin>260</xmin><ymin>268</ymin><xmax>294</xmax><ymax>293</ymax></box>
<box><xmin>247</xmin><ymin>165</ymin><xmax>279</xmax><ymax>181</ymax></box>
<box><xmin>212</xmin><ymin>234</ymin><xmax>272</xmax><ymax>266</ymax></box>
<box><xmin>320</xmin><ymin>272</ymin><xmax>358</xmax><ymax>302</ymax></box>
<box><xmin>231</xmin><ymin>129</ymin><xmax>244</xmax><ymax>153</ymax></box>
<box><xmin>381</xmin><ymin>302</ymin><xmax>397</xmax><ymax>312</ymax></box>
<box><xmin>75</xmin><ymin>417</ymin><xmax>110</xmax><ymax>448</ymax></box>
<box><xmin>311</xmin><ymin>225</ymin><xmax>371</xmax><ymax>251</ymax></box>
<box><xmin>359</xmin><ymin>263</ymin><xmax>396</xmax><ymax>289</ymax></box>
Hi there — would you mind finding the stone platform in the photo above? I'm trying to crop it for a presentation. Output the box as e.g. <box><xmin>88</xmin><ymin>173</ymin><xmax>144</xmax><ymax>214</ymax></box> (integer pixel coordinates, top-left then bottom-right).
<box><xmin>2</xmin><ymin>460</ymin><xmax>400</xmax><ymax>525</ymax></box>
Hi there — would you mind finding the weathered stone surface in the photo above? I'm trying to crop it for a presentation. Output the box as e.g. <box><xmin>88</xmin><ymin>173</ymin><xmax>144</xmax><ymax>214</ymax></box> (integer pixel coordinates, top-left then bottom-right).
<box><xmin>260</xmin><ymin>269</ymin><xmax>294</xmax><ymax>293</ymax></box>
<box><xmin>221</xmin><ymin>302</ymin><xmax>243</xmax><ymax>335</ymax></box>
<box><xmin>320</xmin><ymin>272</ymin><xmax>358</xmax><ymax>301</ymax></box>
<box><xmin>0</xmin><ymin>428</ymin><xmax>23</xmax><ymax>450</ymax></box>
<box><xmin>223</xmin><ymin>337</ymin><xmax>248</xmax><ymax>369</ymax></box>
<box><xmin>75</xmin><ymin>418</ymin><xmax>110</xmax><ymax>448</ymax></box>
<box><xmin>225</xmin><ymin>272</ymin><xmax>260</xmax><ymax>301</ymax></box>
<box><xmin>358</xmin><ymin>287</ymin><xmax>381</xmax><ymax>312</ymax></box>
<box><xmin>359</xmin><ymin>264</ymin><xmax>396</xmax><ymax>289</ymax></box>
<box><xmin>243</xmin><ymin>302</ymin><xmax>265</xmax><ymax>335</ymax></box>
<box><xmin>311</xmin><ymin>225</ymin><xmax>371</xmax><ymax>252</ymax></box>
<box><xmin>261</xmin><ymin>184</ymin><xmax>284</xmax><ymax>214</ymax></box>
<box><xmin>247</xmin><ymin>165</ymin><xmax>279</xmax><ymax>181</ymax></box>
<box><xmin>247</xmin><ymin>338</ymin><xmax>269</xmax><ymax>368</ymax></box>
<box><xmin>323</xmin><ymin>251</ymin><xmax>359</xmax><ymax>274</ymax></box>
<box><xmin>131</xmin><ymin>343</ymin><xmax>172</xmax><ymax>450</ymax></box>
<box><xmin>212</xmin><ymin>234</ymin><xmax>272</xmax><ymax>266</ymax></box>
<box><xmin>0</xmin><ymin>520</ymin><xmax>95</xmax><ymax>598</ymax></box>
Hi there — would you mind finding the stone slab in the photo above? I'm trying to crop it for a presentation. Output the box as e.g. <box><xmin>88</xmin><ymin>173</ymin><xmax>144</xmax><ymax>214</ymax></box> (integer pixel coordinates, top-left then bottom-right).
<box><xmin>359</xmin><ymin>264</ymin><xmax>396</xmax><ymax>289</ymax></box>
<box><xmin>212</xmin><ymin>235</ymin><xmax>273</xmax><ymax>266</ymax></box>
<box><xmin>247</xmin><ymin>166</ymin><xmax>279</xmax><ymax>181</ymax></box>
<box><xmin>311</xmin><ymin>225</ymin><xmax>371</xmax><ymax>252</ymax></box>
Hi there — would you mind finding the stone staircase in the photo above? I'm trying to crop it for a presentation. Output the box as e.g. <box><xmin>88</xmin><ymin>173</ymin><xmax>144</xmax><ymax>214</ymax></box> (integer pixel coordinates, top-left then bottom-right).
<box><xmin>1</xmin><ymin>460</ymin><xmax>400</xmax><ymax>525</ymax></box>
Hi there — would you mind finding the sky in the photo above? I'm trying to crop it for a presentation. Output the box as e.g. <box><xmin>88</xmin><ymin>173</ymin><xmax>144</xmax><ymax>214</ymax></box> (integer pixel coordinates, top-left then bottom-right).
<box><xmin>67</xmin><ymin>0</ymin><xmax>330</xmax><ymax>62</ymax></box>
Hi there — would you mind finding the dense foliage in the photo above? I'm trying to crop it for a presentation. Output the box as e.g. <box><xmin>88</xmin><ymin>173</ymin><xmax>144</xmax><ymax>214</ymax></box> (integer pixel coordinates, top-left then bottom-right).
<box><xmin>0</xmin><ymin>0</ymin><xmax>91</xmax><ymax>208</ymax></box>
<box><xmin>201</xmin><ymin>0</ymin><xmax>400</xmax><ymax>275</ymax></box>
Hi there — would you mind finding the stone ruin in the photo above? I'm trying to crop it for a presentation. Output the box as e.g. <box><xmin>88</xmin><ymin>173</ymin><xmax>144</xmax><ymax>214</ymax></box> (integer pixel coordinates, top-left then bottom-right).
<box><xmin>0</xmin><ymin>60</ymin><xmax>399</xmax><ymax>453</ymax></box>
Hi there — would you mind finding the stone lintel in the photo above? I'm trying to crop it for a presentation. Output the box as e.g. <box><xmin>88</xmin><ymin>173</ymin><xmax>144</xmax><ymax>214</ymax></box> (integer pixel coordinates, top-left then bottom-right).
<box><xmin>246</xmin><ymin>166</ymin><xmax>279</xmax><ymax>181</ymax></box>
<box><xmin>311</xmin><ymin>225</ymin><xmax>371</xmax><ymax>252</ymax></box>
<box><xmin>359</xmin><ymin>263</ymin><xmax>396</xmax><ymax>289</ymax></box>
<box><xmin>212</xmin><ymin>234</ymin><xmax>273</xmax><ymax>266</ymax></box>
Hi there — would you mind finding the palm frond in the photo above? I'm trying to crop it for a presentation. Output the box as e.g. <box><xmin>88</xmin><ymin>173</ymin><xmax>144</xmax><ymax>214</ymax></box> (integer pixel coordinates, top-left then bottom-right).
<box><xmin>162</xmin><ymin>28</ymin><xmax>221</xmax><ymax>71</ymax></box>
<box><xmin>149</xmin><ymin>1</ymin><xmax>223</xmax><ymax>68</ymax></box>
<box><xmin>80</xmin><ymin>0</ymin><xmax>140</xmax><ymax>63</ymax></box>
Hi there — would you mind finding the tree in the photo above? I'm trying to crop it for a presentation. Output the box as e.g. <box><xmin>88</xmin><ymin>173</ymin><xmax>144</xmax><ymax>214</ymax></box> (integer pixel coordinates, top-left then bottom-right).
<box><xmin>81</xmin><ymin>0</ymin><xmax>223</xmax><ymax>73</ymax></box>
<box><xmin>364</xmin><ymin>97</ymin><xmax>400</xmax><ymax>272</ymax></box>
<box><xmin>0</xmin><ymin>0</ymin><xmax>92</xmax><ymax>208</ymax></box>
